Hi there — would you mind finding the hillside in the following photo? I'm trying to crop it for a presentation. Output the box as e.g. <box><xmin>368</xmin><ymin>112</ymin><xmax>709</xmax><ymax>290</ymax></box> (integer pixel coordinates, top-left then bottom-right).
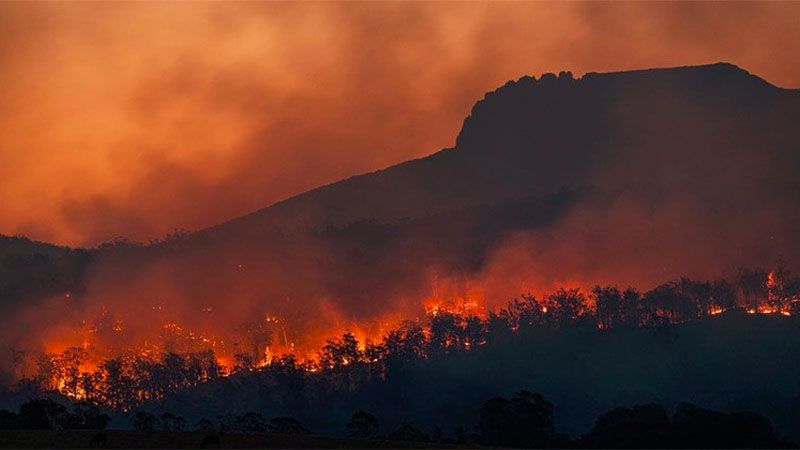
<box><xmin>145</xmin><ymin>311</ymin><xmax>800</xmax><ymax>441</ymax></box>
<box><xmin>193</xmin><ymin>62</ymin><xmax>800</xmax><ymax>243</ymax></box>
<box><xmin>2</xmin><ymin>62</ymin><xmax>800</xmax><ymax>366</ymax></box>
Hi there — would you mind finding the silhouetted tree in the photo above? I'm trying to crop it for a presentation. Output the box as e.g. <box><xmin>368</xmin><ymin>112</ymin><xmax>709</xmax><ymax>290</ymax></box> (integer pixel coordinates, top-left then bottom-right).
<box><xmin>620</xmin><ymin>288</ymin><xmax>643</xmax><ymax>326</ymax></box>
<box><xmin>347</xmin><ymin>410</ymin><xmax>379</xmax><ymax>438</ymax></box>
<box><xmin>676</xmin><ymin>278</ymin><xmax>710</xmax><ymax>317</ymax></box>
<box><xmin>546</xmin><ymin>288</ymin><xmax>588</xmax><ymax>328</ymax></box>
<box><xmin>644</xmin><ymin>282</ymin><xmax>695</xmax><ymax>324</ymax></box>
<box><xmin>100</xmin><ymin>358</ymin><xmax>136</xmax><ymax>409</ymax></box>
<box><xmin>594</xmin><ymin>286</ymin><xmax>623</xmax><ymax>329</ymax></box>
<box><xmin>672</xmin><ymin>402</ymin><xmax>782</xmax><ymax>448</ymax></box>
<box><xmin>324</xmin><ymin>332</ymin><xmax>363</xmax><ymax>367</ymax></box>
<box><xmin>428</xmin><ymin>311</ymin><xmax>465</xmax><ymax>354</ymax></box>
<box><xmin>584</xmin><ymin>403</ymin><xmax>670</xmax><ymax>448</ymax></box>
<box><xmin>233</xmin><ymin>353</ymin><xmax>255</xmax><ymax>373</ymax></box>
<box><xmin>736</xmin><ymin>268</ymin><xmax>768</xmax><ymax>310</ymax></box>
<box><xmin>194</xmin><ymin>418</ymin><xmax>216</xmax><ymax>432</ymax></box>
<box><xmin>17</xmin><ymin>399</ymin><xmax>69</xmax><ymax>430</ymax></box>
<box><xmin>382</xmin><ymin>321</ymin><xmax>426</xmax><ymax>378</ymax></box>
<box><xmin>269</xmin><ymin>416</ymin><xmax>309</xmax><ymax>434</ymax></box>
<box><xmin>478</xmin><ymin>391</ymin><xmax>557</xmax><ymax>447</ymax></box>
<box><xmin>66</xmin><ymin>401</ymin><xmax>109</xmax><ymax>430</ymax></box>
<box><xmin>486</xmin><ymin>311</ymin><xmax>513</xmax><ymax>343</ymax></box>
<box><xmin>159</xmin><ymin>412</ymin><xmax>186</xmax><ymax>431</ymax></box>
<box><xmin>232</xmin><ymin>412</ymin><xmax>267</xmax><ymax>433</ymax></box>
<box><xmin>767</xmin><ymin>259</ymin><xmax>793</xmax><ymax>313</ymax></box>
<box><xmin>710</xmin><ymin>280</ymin><xmax>737</xmax><ymax>313</ymax></box>
<box><xmin>507</xmin><ymin>294</ymin><xmax>547</xmax><ymax>331</ymax></box>
<box><xmin>57</xmin><ymin>347</ymin><xmax>88</xmax><ymax>399</ymax></box>
<box><xmin>320</xmin><ymin>332</ymin><xmax>366</xmax><ymax>389</ymax></box>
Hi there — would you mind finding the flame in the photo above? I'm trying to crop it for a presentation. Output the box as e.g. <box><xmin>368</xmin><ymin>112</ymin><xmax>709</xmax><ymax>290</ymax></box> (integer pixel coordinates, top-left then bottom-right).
<box><xmin>17</xmin><ymin>264</ymin><xmax>799</xmax><ymax>404</ymax></box>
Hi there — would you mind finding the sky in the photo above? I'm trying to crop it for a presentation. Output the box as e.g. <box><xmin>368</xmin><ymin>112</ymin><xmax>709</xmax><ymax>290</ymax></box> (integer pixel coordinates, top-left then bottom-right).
<box><xmin>1</xmin><ymin>1</ymin><xmax>799</xmax><ymax>247</ymax></box>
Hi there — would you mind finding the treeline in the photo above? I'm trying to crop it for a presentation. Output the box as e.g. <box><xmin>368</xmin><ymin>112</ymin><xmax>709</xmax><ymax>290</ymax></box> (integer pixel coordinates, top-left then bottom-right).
<box><xmin>0</xmin><ymin>399</ymin><xmax>108</xmax><ymax>430</ymax></box>
<box><xmin>474</xmin><ymin>392</ymin><xmax>791</xmax><ymax>448</ymax></box>
<box><xmin>14</xmin><ymin>266</ymin><xmax>800</xmax><ymax>411</ymax></box>
<box><xmin>17</xmin><ymin>349</ymin><xmax>225</xmax><ymax>408</ymax></box>
<box><xmin>0</xmin><ymin>393</ymin><xmax>792</xmax><ymax>449</ymax></box>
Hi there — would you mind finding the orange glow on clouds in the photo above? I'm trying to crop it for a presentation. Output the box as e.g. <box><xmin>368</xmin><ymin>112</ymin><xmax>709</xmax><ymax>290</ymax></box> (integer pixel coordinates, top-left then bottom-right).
<box><xmin>1</xmin><ymin>2</ymin><xmax>800</xmax><ymax>246</ymax></box>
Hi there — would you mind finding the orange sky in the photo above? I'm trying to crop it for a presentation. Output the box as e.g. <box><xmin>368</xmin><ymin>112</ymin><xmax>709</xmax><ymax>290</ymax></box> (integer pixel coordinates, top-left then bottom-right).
<box><xmin>1</xmin><ymin>1</ymin><xmax>799</xmax><ymax>247</ymax></box>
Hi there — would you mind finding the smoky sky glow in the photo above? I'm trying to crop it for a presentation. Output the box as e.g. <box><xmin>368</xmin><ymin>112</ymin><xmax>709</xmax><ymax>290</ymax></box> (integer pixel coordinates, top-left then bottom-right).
<box><xmin>1</xmin><ymin>1</ymin><xmax>799</xmax><ymax>246</ymax></box>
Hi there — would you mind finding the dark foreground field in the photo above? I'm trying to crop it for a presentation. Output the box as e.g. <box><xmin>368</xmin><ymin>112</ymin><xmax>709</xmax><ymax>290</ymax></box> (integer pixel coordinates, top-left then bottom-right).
<box><xmin>0</xmin><ymin>430</ymin><xmax>463</xmax><ymax>449</ymax></box>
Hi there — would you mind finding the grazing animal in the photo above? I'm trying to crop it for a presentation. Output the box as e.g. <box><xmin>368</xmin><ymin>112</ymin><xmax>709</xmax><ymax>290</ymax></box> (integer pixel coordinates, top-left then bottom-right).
<box><xmin>89</xmin><ymin>432</ymin><xmax>107</xmax><ymax>448</ymax></box>
<box><xmin>200</xmin><ymin>434</ymin><xmax>221</xmax><ymax>448</ymax></box>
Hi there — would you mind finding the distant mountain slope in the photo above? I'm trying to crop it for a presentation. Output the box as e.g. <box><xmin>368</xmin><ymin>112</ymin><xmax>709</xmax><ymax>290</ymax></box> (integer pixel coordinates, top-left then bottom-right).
<box><xmin>194</xmin><ymin>62</ymin><xmax>799</xmax><ymax>245</ymax></box>
<box><xmin>3</xmin><ymin>63</ymin><xmax>800</xmax><ymax>355</ymax></box>
<box><xmin>0</xmin><ymin>235</ymin><xmax>90</xmax><ymax>313</ymax></box>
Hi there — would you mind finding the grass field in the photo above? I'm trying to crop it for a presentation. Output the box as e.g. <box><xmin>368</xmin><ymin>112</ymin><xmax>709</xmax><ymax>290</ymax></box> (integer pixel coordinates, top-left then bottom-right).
<box><xmin>0</xmin><ymin>430</ymin><xmax>465</xmax><ymax>449</ymax></box>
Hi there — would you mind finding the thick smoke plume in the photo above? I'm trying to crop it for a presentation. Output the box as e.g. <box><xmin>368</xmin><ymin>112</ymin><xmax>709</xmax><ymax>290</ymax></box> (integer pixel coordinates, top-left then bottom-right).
<box><xmin>3</xmin><ymin>63</ymin><xmax>799</xmax><ymax>379</ymax></box>
<box><xmin>1</xmin><ymin>2</ymin><xmax>799</xmax><ymax>245</ymax></box>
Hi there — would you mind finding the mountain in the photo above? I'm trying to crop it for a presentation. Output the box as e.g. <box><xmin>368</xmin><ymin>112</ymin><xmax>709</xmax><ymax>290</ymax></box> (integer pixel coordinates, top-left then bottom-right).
<box><xmin>2</xmin><ymin>62</ymin><xmax>800</xmax><ymax>353</ymax></box>
<box><xmin>194</xmin><ymin>62</ymin><xmax>799</xmax><ymax>242</ymax></box>
<box><xmin>0</xmin><ymin>234</ymin><xmax>91</xmax><ymax>316</ymax></box>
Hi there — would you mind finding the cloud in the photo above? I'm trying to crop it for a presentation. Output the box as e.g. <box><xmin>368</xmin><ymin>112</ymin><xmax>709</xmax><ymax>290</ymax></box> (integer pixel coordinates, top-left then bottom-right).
<box><xmin>0</xmin><ymin>2</ymin><xmax>799</xmax><ymax>246</ymax></box>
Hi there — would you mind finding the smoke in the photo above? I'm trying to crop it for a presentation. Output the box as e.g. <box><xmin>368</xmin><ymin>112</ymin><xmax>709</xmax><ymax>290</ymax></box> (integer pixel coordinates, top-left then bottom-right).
<box><xmin>2</xmin><ymin>3</ymin><xmax>800</xmax><ymax>381</ymax></box>
<box><xmin>1</xmin><ymin>2</ymin><xmax>799</xmax><ymax>245</ymax></box>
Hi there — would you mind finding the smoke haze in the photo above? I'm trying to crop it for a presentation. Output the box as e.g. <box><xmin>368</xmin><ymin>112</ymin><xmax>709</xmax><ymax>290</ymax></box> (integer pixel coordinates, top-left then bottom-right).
<box><xmin>2</xmin><ymin>2</ymin><xmax>800</xmax><ymax>246</ymax></box>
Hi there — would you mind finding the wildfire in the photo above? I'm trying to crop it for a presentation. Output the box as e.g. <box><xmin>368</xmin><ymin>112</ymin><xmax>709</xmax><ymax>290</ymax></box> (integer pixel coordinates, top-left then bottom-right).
<box><xmin>424</xmin><ymin>296</ymin><xmax>482</xmax><ymax>317</ymax></box>
<box><xmin>16</xmin><ymin>263</ymin><xmax>800</xmax><ymax>408</ymax></box>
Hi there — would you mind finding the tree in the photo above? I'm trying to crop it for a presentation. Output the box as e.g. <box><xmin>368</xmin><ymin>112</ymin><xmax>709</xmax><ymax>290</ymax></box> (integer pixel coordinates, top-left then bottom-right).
<box><xmin>478</xmin><ymin>391</ymin><xmax>556</xmax><ymax>448</ymax></box>
<box><xmin>66</xmin><ymin>401</ymin><xmax>109</xmax><ymax>430</ymax></box>
<box><xmin>17</xmin><ymin>399</ymin><xmax>69</xmax><ymax>430</ymax></box>
<box><xmin>643</xmin><ymin>281</ymin><xmax>695</xmax><ymax>324</ymax></box>
<box><xmin>57</xmin><ymin>347</ymin><xmax>88</xmax><ymax>399</ymax></box>
<box><xmin>233</xmin><ymin>353</ymin><xmax>255</xmax><ymax>373</ymax></box>
<box><xmin>486</xmin><ymin>311</ymin><xmax>513</xmax><ymax>343</ymax></box>
<box><xmin>672</xmin><ymin>402</ymin><xmax>781</xmax><ymax>448</ymax></box>
<box><xmin>620</xmin><ymin>288</ymin><xmax>642</xmax><ymax>326</ymax></box>
<box><xmin>506</xmin><ymin>294</ymin><xmax>546</xmax><ymax>331</ymax></box>
<box><xmin>710</xmin><ymin>280</ymin><xmax>737</xmax><ymax>313</ymax></box>
<box><xmin>232</xmin><ymin>412</ymin><xmax>267</xmax><ymax>433</ymax></box>
<box><xmin>767</xmin><ymin>259</ymin><xmax>792</xmax><ymax>313</ymax></box>
<box><xmin>100</xmin><ymin>357</ymin><xmax>136</xmax><ymax>409</ymax></box>
<box><xmin>463</xmin><ymin>315</ymin><xmax>485</xmax><ymax>350</ymax></box>
<box><xmin>735</xmin><ymin>268</ymin><xmax>768</xmax><ymax>311</ymax></box>
<box><xmin>585</xmin><ymin>403</ymin><xmax>670</xmax><ymax>448</ymax></box>
<box><xmin>382</xmin><ymin>321</ymin><xmax>426</xmax><ymax>378</ymax></box>
<box><xmin>347</xmin><ymin>410</ymin><xmax>379</xmax><ymax>438</ymax></box>
<box><xmin>546</xmin><ymin>288</ymin><xmax>588</xmax><ymax>328</ymax></box>
<box><xmin>676</xmin><ymin>278</ymin><xmax>710</xmax><ymax>317</ymax></box>
<box><xmin>319</xmin><ymin>332</ymin><xmax>366</xmax><ymax>389</ymax></box>
<box><xmin>194</xmin><ymin>418</ymin><xmax>216</xmax><ymax>432</ymax></box>
<box><xmin>428</xmin><ymin>312</ymin><xmax>464</xmax><ymax>354</ymax></box>
<box><xmin>593</xmin><ymin>286</ymin><xmax>622</xmax><ymax>329</ymax></box>
<box><xmin>320</xmin><ymin>332</ymin><xmax>363</xmax><ymax>369</ymax></box>
<box><xmin>269</xmin><ymin>417</ymin><xmax>309</xmax><ymax>435</ymax></box>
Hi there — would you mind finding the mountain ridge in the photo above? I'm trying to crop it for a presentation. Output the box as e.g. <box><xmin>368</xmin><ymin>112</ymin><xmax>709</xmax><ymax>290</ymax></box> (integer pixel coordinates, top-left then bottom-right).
<box><xmin>190</xmin><ymin>62</ymin><xmax>798</xmax><ymax>246</ymax></box>
<box><xmin>2</xmin><ymin>61</ymin><xmax>799</xmax><ymax>341</ymax></box>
